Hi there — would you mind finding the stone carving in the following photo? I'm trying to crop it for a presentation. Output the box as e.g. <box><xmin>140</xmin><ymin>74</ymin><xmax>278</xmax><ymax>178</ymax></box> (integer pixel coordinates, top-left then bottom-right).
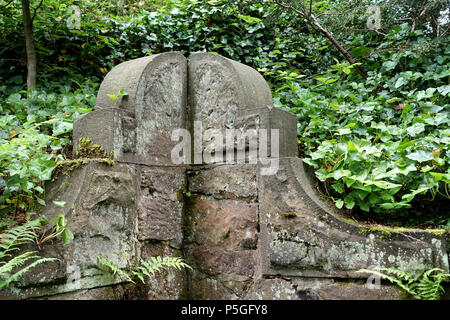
<box><xmin>188</xmin><ymin>52</ymin><xmax>297</xmax><ymax>162</ymax></box>
<box><xmin>2</xmin><ymin>52</ymin><xmax>448</xmax><ymax>300</ymax></box>
<box><xmin>73</xmin><ymin>53</ymin><xmax>187</xmax><ymax>165</ymax></box>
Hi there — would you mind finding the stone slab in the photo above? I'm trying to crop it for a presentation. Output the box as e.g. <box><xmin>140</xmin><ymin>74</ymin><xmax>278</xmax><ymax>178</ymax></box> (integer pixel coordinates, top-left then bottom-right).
<box><xmin>258</xmin><ymin>158</ymin><xmax>449</xmax><ymax>278</ymax></box>
<box><xmin>188</xmin><ymin>164</ymin><xmax>257</xmax><ymax>201</ymax></box>
<box><xmin>74</xmin><ymin>52</ymin><xmax>188</xmax><ymax>166</ymax></box>
<box><xmin>0</xmin><ymin>162</ymin><xmax>138</xmax><ymax>299</ymax></box>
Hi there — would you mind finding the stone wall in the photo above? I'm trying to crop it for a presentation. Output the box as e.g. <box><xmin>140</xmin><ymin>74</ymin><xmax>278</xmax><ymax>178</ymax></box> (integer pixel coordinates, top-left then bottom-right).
<box><xmin>2</xmin><ymin>52</ymin><xmax>448</xmax><ymax>300</ymax></box>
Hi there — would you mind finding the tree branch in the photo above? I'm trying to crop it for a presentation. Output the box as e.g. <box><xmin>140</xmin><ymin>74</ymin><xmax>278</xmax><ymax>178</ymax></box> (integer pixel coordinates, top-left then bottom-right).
<box><xmin>31</xmin><ymin>0</ymin><xmax>43</xmax><ymax>22</ymax></box>
<box><xmin>440</xmin><ymin>25</ymin><xmax>449</xmax><ymax>38</ymax></box>
<box><xmin>274</xmin><ymin>0</ymin><xmax>305</xmax><ymax>16</ymax></box>
<box><xmin>407</xmin><ymin>5</ymin><xmax>428</xmax><ymax>44</ymax></box>
<box><xmin>0</xmin><ymin>0</ymin><xmax>15</xmax><ymax>10</ymax></box>
<box><xmin>274</xmin><ymin>0</ymin><xmax>367</xmax><ymax>79</ymax></box>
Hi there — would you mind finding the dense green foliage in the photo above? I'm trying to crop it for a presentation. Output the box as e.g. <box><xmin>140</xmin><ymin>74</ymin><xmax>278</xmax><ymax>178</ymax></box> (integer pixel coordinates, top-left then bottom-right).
<box><xmin>0</xmin><ymin>0</ymin><xmax>449</xmax><ymax>291</ymax></box>
<box><xmin>283</xmin><ymin>27</ymin><xmax>449</xmax><ymax>225</ymax></box>
<box><xmin>0</xmin><ymin>82</ymin><xmax>96</xmax><ymax>219</ymax></box>
<box><xmin>0</xmin><ymin>0</ymin><xmax>310</xmax><ymax>86</ymax></box>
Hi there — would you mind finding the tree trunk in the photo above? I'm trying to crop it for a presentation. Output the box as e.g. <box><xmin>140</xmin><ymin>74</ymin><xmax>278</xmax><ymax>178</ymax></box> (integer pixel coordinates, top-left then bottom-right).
<box><xmin>21</xmin><ymin>0</ymin><xmax>37</xmax><ymax>90</ymax></box>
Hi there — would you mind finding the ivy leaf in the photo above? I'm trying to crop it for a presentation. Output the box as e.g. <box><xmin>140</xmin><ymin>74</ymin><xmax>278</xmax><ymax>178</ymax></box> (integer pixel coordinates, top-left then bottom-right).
<box><xmin>53</xmin><ymin>121</ymin><xmax>73</xmax><ymax>137</ymax></box>
<box><xmin>396</xmin><ymin>139</ymin><xmax>416</xmax><ymax>151</ymax></box>
<box><xmin>36</xmin><ymin>197</ymin><xmax>46</xmax><ymax>206</ymax></box>
<box><xmin>406</xmin><ymin>151</ymin><xmax>433</xmax><ymax>163</ymax></box>
<box><xmin>381</xmin><ymin>61</ymin><xmax>397</xmax><ymax>73</ymax></box>
<box><xmin>416</xmin><ymin>88</ymin><xmax>436</xmax><ymax>100</ymax></box>
<box><xmin>335</xmin><ymin>199</ymin><xmax>344</xmax><ymax>209</ymax></box>
<box><xmin>394</xmin><ymin>77</ymin><xmax>408</xmax><ymax>88</ymax></box>
<box><xmin>347</xmin><ymin>140</ymin><xmax>358</xmax><ymax>153</ymax></box>
<box><xmin>437</xmin><ymin>85</ymin><xmax>450</xmax><ymax>96</ymax></box>
<box><xmin>338</xmin><ymin>128</ymin><xmax>351</xmax><ymax>135</ymax></box>
<box><xmin>332</xmin><ymin>182</ymin><xmax>345</xmax><ymax>194</ymax></box>
<box><xmin>344</xmin><ymin>195</ymin><xmax>355</xmax><ymax>209</ymax></box>
<box><xmin>406</xmin><ymin>123</ymin><xmax>425</xmax><ymax>137</ymax></box>
<box><xmin>360</xmin><ymin>202</ymin><xmax>370</xmax><ymax>212</ymax></box>
<box><xmin>379</xmin><ymin>202</ymin><xmax>411</xmax><ymax>209</ymax></box>
<box><xmin>429</xmin><ymin>172</ymin><xmax>450</xmax><ymax>183</ymax></box>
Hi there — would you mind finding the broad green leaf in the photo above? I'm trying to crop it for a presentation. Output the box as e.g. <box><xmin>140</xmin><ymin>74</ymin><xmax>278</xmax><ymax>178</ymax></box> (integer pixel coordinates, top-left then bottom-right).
<box><xmin>347</xmin><ymin>140</ymin><xmax>358</xmax><ymax>153</ymax></box>
<box><xmin>406</xmin><ymin>123</ymin><xmax>425</xmax><ymax>137</ymax></box>
<box><xmin>406</xmin><ymin>151</ymin><xmax>433</xmax><ymax>162</ymax></box>
<box><xmin>62</xmin><ymin>229</ymin><xmax>74</xmax><ymax>245</ymax></box>
<box><xmin>396</xmin><ymin>140</ymin><xmax>416</xmax><ymax>151</ymax></box>
<box><xmin>338</xmin><ymin>128</ymin><xmax>351</xmax><ymax>135</ymax></box>
<box><xmin>332</xmin><ymin>182</ymin><xmax>345</xmax><ymax>194</ymax></box>
<box><xmin>429</xmin><ymin>172</ymin><xmax>450</xmax><ymax>183</ymax></box>
<box><xmin>394</xmin><ymin>77</ymin><xmax>408</xmax><ymax>88</ymax></box>
<box><xmin>379</xmin><ymin>202</ymin><xmax>411</xmax><ymax>210</ymax></box>
<box><xmin>437</xmin><ymin>85</ymin><xmax>450</xmax><ymax>96</ymax></box>
<box><xmin>381</xmin><ymin>61</ymin><xmax>397</xmax><ymax>73</ymax></box>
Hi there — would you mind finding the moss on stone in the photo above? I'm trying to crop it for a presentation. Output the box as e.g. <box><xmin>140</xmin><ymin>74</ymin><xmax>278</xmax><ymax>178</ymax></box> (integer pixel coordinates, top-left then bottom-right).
<box><xmin>54</xmin><ymin>157</ymin><xmax>114</xmax><ymax>179</ymax></box>
<box><xmin>340</xmin><ymin>216</ymin><xmax>357</xmax><ymax>224</ymax></box>
<box><xmin>52</xmin><ymin>137</ymin><xmax>115</xmax><ymax>180</ymax></box>
<box><xmin>76</xmin><ymin>137</ymin><xmax>114</xmax><ymax>159</ymax></box>
<box><xmin>358</xmin><ymin>225</ymin><xmax>447</xmax><ymax>238</ymax></box>
<box><xmin>316</xmin><ymin>213</ymin><xmax>329</xmax><ymax>223</ymax></box>
<box><xmin>283</xmin><ymin>212</ymin><xmax>297</xmax><ymax>218</ymax></box>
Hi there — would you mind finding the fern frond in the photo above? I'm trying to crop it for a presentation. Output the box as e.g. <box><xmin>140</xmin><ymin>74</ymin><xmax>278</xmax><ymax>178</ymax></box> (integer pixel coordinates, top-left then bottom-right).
<box><xmin>134</xmin><ymin>256</ymin><xmax>192</xmax><ymax>284</ymax></box>
<box><xmin>96</xmin><ymin>254</ymin><xmax>191</xmax><ymax>285</ymax></box>
<box><xmin>0</xmin><ymin>219</ymin><xmax>42</xmax><ymax>254</ymax></box>
<box><xmin>357</xmin><ymin>267</ymin><xmax>450</xmax><ymax>300</ymax></box>
<box><xmin>415</xmin><ymin>268</ymin><xmax>449</xmax><ymax>300</ymax></box>
<box><xmin>357</xmin><ymin>269</ymin><xmax>416</xmax><ymax>296</ymax></box>
<box><xmin>0</xmin><ymin>218</ymin><xmax>57</xmax><ymax>291</ymax></box>
<box><xmin>0</xmin><ymin>255</ymin><xmax>57</xmax><ymax>290</ymax></box>
<box><xmin>378</xmin><ymin>267</ymin><xmax>417</xmax><ymax>283</ymax></box>
<box><xmin>97</xmin><ymin>254</ymin><xmax>134</xmax><ymax>283</ymax></box>
<box><xmin>0</xmin><ymin>251</ymin><xmax>38</xmax><ymax>276</ymax></box>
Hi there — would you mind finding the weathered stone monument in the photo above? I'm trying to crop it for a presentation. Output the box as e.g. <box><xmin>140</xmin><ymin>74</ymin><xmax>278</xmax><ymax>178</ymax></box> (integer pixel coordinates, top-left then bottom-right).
<box><xmin>2</xmin><ymin>52</ymin><xmax>448</xmax><ymax>300</ymax></box>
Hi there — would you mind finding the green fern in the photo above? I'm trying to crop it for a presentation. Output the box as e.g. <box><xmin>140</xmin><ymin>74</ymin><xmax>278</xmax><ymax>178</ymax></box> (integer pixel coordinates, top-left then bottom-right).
<box><xmin>0</xmin><ymin>219</ymin><xmax>57</xmax><ymax>291</ymax></box>
<box><xmin>97</xmin><ymin>254</ymin><xmax>192</xmax><ymax>285</ymax></box>
<box><xmin>97</xmin><ymin>254</ymin><xmax>134</xmax><ymax>283</ymax></box>
<box><xmin>0</xmin><ymin>218</ymin><xmax>14</xmax><ymax>233</ymax></box>
<box><xmin>357</xmin><ymin>267</ymin><xmax>450</xmax><ymax>300</ymax></box>
<box><xmin>0</xmin><ymin>252</ymin><xmax>56</xmax><ymax>290</ymax></box>
<box><xmin>0</xmin><ymin>219</ymin><xmax>43</xmax><ymax>258</ymax></box>
<box><xmin>414</xmin><ymin>268</ymin><xmax>449</xmax><ymax>300</ymax></box>
<box><xmin>132</xmin><ymin>256</ymin><xmax>192</xmax><ymax>284</ymax></box>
